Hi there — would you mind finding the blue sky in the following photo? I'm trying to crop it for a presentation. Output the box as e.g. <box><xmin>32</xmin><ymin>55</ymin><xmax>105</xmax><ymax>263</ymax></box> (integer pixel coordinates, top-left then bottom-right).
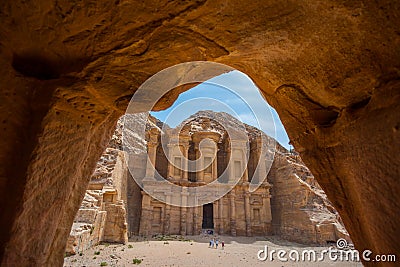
<box><xmin>150</xmin><ymin>70</ymin><xmax>291</xmax><ymax>149</ymax></box>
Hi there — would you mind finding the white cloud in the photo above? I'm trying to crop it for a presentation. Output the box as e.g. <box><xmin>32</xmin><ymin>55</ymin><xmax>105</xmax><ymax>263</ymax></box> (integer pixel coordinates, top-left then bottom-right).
<box><xmin>151</xmin><ymin>70</ymin><xmax>291</xmax><ymax>148</ymax></box>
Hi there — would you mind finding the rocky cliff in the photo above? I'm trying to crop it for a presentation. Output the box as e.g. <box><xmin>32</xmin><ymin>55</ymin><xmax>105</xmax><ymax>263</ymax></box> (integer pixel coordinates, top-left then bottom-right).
<box><xmin>66</xmin><ymin>148</ymin><xmax>129</xmax><ymax>255</ymax></box>
<box><xmin>69</xmin><ymin>110</ymin><xmax>349</xmax><ymax>253</ymax></box>
<box><xmin>177</xmin><ymin>110</ymin><xmax>350</xmax><ymax>244</ymax></box>
<box><xmin>66</xmin><ymin>113</ymin><xmax>165</xmax><ymax>254</ymax></box>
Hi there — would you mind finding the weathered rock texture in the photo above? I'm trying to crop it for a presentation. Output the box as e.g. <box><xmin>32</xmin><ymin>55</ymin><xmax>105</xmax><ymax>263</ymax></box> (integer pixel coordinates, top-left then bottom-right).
<box><xmin>70</xmin><ymin>112</ymin><xmax>348</xmax><ymax>249</ymax></box>
<box><xmin>269</xmin><ymin>151</ymin><xmax>349</xmax><ymax>244</ymax></box>
<box><xmin>105</xmin><ymin>113</ymin><xmax>166</xmax><ymax>238</ymax></box>
<box><xmin>66</xmin><ymin>148</ymin><xmax>129</xmax><ymax>255</ymax></box>
<box><xmin>66</xmin><ymin>192</ymin><xmax>107</xmax><ymax>255</ymax></box>
<box><xmin>0</xmin><ymin>1</ymin><xmax>399</xmax><ymax>266</ymax></box>
<box><xmin>133</xmin><ymin>111</ymin><xmax>349</xmax><ymax>244</ymax></box>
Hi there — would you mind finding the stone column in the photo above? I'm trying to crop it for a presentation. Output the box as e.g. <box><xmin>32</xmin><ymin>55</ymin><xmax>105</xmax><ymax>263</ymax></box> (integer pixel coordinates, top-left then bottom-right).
<box><xmin>257</xmin><ymin>148</ymin><xmax>265</xmax><ymax>184</ymax></box>
<box><xmin>187</xmin><ymin>207</ymin><xmax>193</xmax><ymax>235</ymax></box>
<box><xmin>229</xmin><ymin>192</ymin><xmax>237</xmax><ymax>236</ymax></box>
<box><xmin>214</xmin><ymin>201</ymin><xmax>219</xmax><ymax>232</ymax></box>
<box><xmin>182</xmin><ymin>143</ymin><xmax>190</xmax><ymax>182</ymax></box>
<box><xmin>192</xmin><ymin>195</ymin><xmax>199</xmax><ymax>234</ymax></box>
<box><xmin>227</xmin><ymin>147</ymin><xmax>235</xmax><ymax>184</ymax></box>
<box><xmin>240</xmin><ymin>141</ymin><xmax>249</xmax><ymax>183</ymax></box>
<box><xmin>180</xmin><ymin>133</ymin><xmax>190</xmax><ymax>182</ymax></box>
<box><xmin>164</xmin><ymin>192</ymin><xmax>172</xmax><ymax>235</ymax></box>
<box><xmin>144</xmin><ymin>142</ymin><xmax>158</xmax><ymax>180</ymax></box>
<box><xmin>193</xmin><ymin>206</ymin><xmax>200</xmax><ymax>234</ymax></box>
<box><xmin>167</xmin><ymin>143</ymin><xmax>175</xmax><ymax>179</ymax></box>
<box><xmin>213</xmin><ymin>154</ymin><xmax>218</xmax><ymax>181</ymax></box>
<box><xmin>195</xmin><ymin>145</ymin><xmax>204</xmax><ymax>182</ymax></box>
<box><xmin>262</xmin><ymin>192</ymin><xmax>272</xmax><ymax>233</ymax></box>
<box><xmin>243</xmin><ymin>165</ymin><xmax>249</xmax><ymax>183</ymax></box>
<box><xmin>140</xmin><ymin>192</ymin><xmax>152</xmax><ymax>236</ymax></box>
<box><xmin>245</xmin><ymin>193</ymin><xmax>252</xmax><ymax>236</ymax></box>
<box><xmin>218</xmin><ymin>198</ymin><xmax>224</xmax><ymax>235</ymax></box>
<box><xmin>180</xmin><ymin>188</ymin><xmax>188</xmax><ymax>235</ymax></box>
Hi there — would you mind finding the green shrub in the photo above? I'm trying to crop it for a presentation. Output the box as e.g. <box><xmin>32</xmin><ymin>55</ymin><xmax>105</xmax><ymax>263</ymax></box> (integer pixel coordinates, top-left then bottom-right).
<box><xmin>100</xmin><ymin>262</ymin><xmax>108</xmax><ymax>266</ymax></box>
<box><xmin>94</xmin><ymin>251</ymin><xmax>100</xmax><ymax>255</ymax></box>
<box><xmin>128</xmin><ymin>244</ymin><xmax>133</xmax><ymax>248</ymax></box>
<box><xmin>132</xmin><ymin>258</ymin><xmax>142</xmax><ymax>264</ymax></box>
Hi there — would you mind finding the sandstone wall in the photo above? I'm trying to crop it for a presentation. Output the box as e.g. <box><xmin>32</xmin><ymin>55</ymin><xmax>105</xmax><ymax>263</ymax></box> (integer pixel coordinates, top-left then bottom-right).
<box><xmin>127</xmin><ymin>173</ymin><xmax>143</xmax><ymax>236</ymax></box>
<box><xmin>133</xmin><ymin>111</ymin><xmax>346</xmax><ymax>243</ymax></box>
<box><xmin>269</xmin><ymin>152</ymin><xmax>349</xmax><ymax>245</ymax></box>
<box><xmin>110</xmin><ymin>151</ymin><xmax>129</xmax><ymax>206</ymax></box>
<box><xmin>65</xmin><ymin>148</ymin><xmax>129</xmax><ymax>255</ymax></box>
<box><xmin>103</xmin><ymin>201</ymin><xmax>128</xmax><ymax>244</ymax></box>
<box><xmin>66</xmin><ymin>210</ymin><xmax>107</xmax><ymax>256</ymax></box>
<box><xmin>65</xmin><ymin>190</ymin><xmax>107</xmax><ymax>255</ymax></box>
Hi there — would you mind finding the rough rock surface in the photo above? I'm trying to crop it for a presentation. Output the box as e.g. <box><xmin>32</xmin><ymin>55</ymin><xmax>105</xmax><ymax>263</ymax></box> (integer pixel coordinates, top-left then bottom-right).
<box><xmin>66</xmin><ymin>191</ymin><xmax>107</xmax><ymax>256</ymax></box>
<box><xmin>76</xmin><ymin>112</ymin><xmax>349</xmax><ymax>247</ymax></box>
<box><xmin>269</xmin><ymin>152</ymin><xmax>349</xmax><ymax>244</ymax></box>
<box><xmin>66</xmin><ymin>114</ymin><xmax>162</xmax><ymax>255</ymax></box>
<box><xmin>0</xmin><ymin>1</ymin><xmax>399</xmax><ymax>266</ymax></box>
<box><xmin>179</xmin><ymin>111</ymin><xmax>350</xmax><ymax>244</ymax></box>
<box><xmin>65</xmin><ymin>147</ymin><xmax>129</xmax><ymax>256</ymax></box>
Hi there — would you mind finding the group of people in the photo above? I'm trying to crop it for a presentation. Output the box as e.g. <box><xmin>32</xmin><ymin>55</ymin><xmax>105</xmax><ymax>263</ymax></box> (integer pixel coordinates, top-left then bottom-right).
<box><xmin>209</xmin><ymin>238</ymin><xmax>224</xmax><ymax>249</ymax></box>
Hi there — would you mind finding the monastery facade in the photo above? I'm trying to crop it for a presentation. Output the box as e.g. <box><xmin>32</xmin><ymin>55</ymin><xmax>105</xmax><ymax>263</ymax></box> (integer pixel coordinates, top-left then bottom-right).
<box><xmin>138</xmin><ymin>117</ymin><xmax>274</xmax><ymax>236</ymax></box>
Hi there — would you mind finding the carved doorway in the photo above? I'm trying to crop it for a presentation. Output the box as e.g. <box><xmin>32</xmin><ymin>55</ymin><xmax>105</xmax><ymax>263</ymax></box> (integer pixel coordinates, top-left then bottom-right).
<box><xmin>202</xmin><ymin>203</ymin><xmax>214</xmax><ymax>229</ymax></box>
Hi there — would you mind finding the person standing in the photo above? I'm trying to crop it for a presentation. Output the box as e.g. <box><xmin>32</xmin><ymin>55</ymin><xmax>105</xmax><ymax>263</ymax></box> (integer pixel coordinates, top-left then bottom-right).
<box><xmin>222</xmin><ymin>241</ymin><xmax>225</xmax><ymax>250</ymax></box>
<box><xmin>215</xmin><ymin>239</ymin><xmax>219</xmax><ymax>249</ymax></box>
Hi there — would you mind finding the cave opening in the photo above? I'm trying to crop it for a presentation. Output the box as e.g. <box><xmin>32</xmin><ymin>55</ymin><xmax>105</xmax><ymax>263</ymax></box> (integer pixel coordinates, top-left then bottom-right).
<box><xmin>61</xmin><ymin>65</ymin><xmax>351</xmax><ymax>252</ymax></box>
<box><xmin>0</xmin><ymin>3</ymin><xmax>398</xmax><ymax>266</ymax></box>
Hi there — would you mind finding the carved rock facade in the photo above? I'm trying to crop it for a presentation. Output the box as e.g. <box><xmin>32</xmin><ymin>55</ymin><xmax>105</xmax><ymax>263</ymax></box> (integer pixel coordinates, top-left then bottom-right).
<box><xmin>120</xmin><ymin>112</ymin><xmax>349</xmax><ymax>245</ymax></box>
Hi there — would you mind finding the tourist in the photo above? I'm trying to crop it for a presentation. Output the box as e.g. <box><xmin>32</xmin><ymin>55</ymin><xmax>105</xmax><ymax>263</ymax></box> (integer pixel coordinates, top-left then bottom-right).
<box><xmin>215</xmin><ymin>239</ymin><xmax>219</xmax><ymax>249</ymax></box>
<box><xmin>209</xmin><ymin>239</ymin><xmax>212</xmax><ymax>248</ymax></box>
<box><xmin>221</xmin><ymin>241</ymin><xmax>224</xmax><ymax>250</ymax></box>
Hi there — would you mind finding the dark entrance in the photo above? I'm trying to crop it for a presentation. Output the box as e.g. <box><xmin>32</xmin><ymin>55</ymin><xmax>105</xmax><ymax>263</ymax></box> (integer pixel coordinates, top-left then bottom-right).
<box><xmin>202</xmin><ymin>203</ymin><xmax>214</xmax><ymax>229</ymax></box>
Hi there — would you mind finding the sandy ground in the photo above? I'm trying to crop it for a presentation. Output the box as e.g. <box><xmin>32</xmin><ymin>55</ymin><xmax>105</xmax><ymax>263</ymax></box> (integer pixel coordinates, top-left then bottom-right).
<box><xmin>64</xmin><ymin>235</ymin><xmax>363</xmax><ymax>267</ymax></box>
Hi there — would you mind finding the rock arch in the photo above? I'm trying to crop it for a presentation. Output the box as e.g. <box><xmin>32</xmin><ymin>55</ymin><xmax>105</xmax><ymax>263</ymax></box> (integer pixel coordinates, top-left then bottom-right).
<box><xmin>0</xmin><ymin>1</ymin><xmax>399</xmax><ymax>266</ymax></box>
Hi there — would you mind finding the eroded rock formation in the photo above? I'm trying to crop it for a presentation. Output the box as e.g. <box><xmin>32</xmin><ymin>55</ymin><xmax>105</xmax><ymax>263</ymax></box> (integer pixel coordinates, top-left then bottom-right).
<box><xmin>269</xmin><ymin>151</ymin><xmax>349</xmax><ymax>244</ymax></box>
<box><xmin>132</xmin><ymin>111</ymin><xmax>350</xmax><ymax>244</ymax></box>
<box><xmin>0</xmin><ymin>1</ymin><xmax>399</xmax><ymax>266</ymax></box>
<box><xmin>66</xmin><ymin>114</ymin><xmax>162</xmax><ymax>254</ymax></box>
<box><xmin>71</xmin><ymin>112</ymin><xmax>350</xmax><ymax>252</ymax></box>
<box><xmin>65</xmin><ymin>148</ymin><xmax>129</xmax><ymax>255</ymax></box>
